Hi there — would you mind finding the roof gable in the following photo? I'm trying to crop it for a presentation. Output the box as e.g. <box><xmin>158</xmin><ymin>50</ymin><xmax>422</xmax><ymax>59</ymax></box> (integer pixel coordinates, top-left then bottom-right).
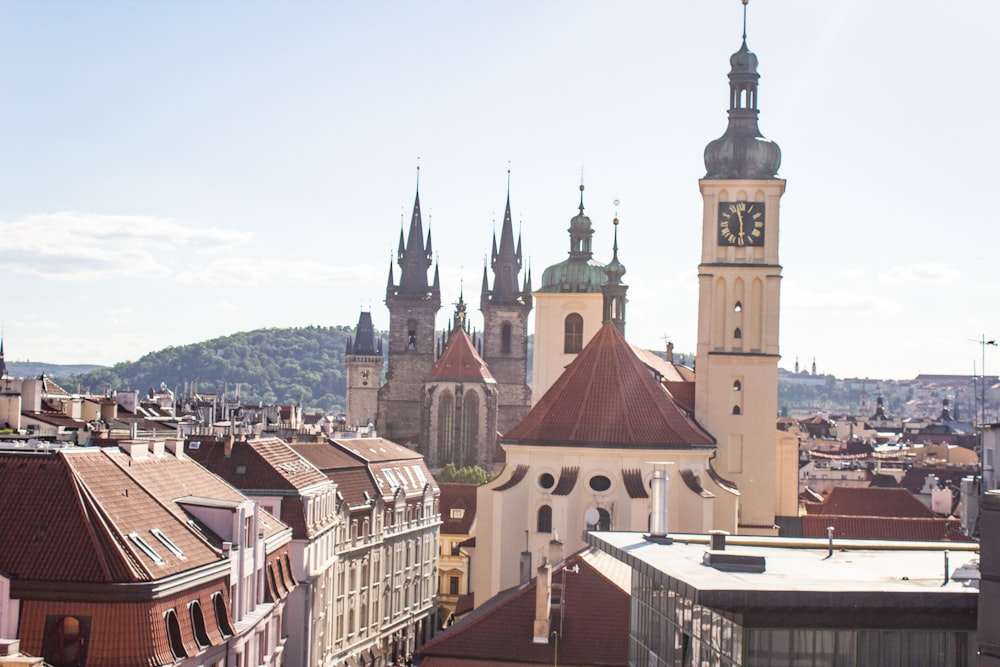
<box><xmin>426</xmin><ymin>329</ymin><xmax>495</xmax><ymax>382</ymax></box>
<box><xmin>504</xmin><ymin>322</ymin><xmax>714</xmax><ymax>448</ymax></box>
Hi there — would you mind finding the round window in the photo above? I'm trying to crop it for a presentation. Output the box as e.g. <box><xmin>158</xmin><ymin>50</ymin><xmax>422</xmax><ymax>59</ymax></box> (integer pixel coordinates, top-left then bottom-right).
<box><xmin>539</xmin><ymin>473</ymin><xmax>555</xmax><ymax>490</ymax></box>
<box><xmin>589</xmin><ymin>475</ymin><xmax>611</xmax><ymax>492</ymax></box>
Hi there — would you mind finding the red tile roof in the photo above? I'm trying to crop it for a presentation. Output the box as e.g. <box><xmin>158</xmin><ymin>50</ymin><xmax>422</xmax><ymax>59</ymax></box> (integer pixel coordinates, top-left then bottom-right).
<box><xmin>290</xmin><ymin>442</ymin><xmax>379</xmax><ymax>509</ymax></box>
<box><xmin>183</xmin><ymin>437</ymin><xmax>332</xmax><ymax>539</ymax></box>
<box><xmin>425</xmin><ymin>329</ymin><xmax>495</xmax><ymax>382</ymax></box>
<box><xmin>505</xmin><ymin>322</ymin><xmax>715</xmax><ymax>448</ymax></box>
<box><xmin>801</xmin><ymin>515</ymin><xmax>970</xmax><ymax>542</ymax></box>
<box><xmin>439</xmin><ymin>483</ymin><xmax>478</xmax><ymax>535</ymax></box>
<box><xmin>806</xmin><ymin>487</ymin><xmax>936</xmax><ymax>518</ymax></box>
<box><xmin>0</xmin><ymin>449</ymin><xmax>223</xmax><ymax>584</ymax></box>
<box><xmin>417</xmin><ymin>548</ymin><xmax>629</xmax><ymax>666</ymax></box>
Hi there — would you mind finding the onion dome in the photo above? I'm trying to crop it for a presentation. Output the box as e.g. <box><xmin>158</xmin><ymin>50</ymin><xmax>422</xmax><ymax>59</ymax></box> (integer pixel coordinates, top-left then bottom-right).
<box><xmin>538</xmin><ymin>185</ymin><xmax>607</xmax><ymax>294</ymax></box>
<box><xmin>703</xmin><ymin>37</ymin><xmax>781</xmax><ymax>180</ymax></box>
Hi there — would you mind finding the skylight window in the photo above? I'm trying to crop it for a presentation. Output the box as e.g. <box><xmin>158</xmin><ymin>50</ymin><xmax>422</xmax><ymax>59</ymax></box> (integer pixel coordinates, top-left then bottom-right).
<box><xmin>384</xmin><ymin>469</ymin><xmax>398</xmax><ymax>488</ymax></box>
<box><xmin>151</xmin><ymin>528</ymin><xmax>185</xmax><ymax>558</ymax></box>
<box><xmin>129</xmin><ymin>531</ymin><xmax>164</xmax><ymax>564</ymax></box>
<box><xmin>412</xmin><ymin>466</ymin><xmax>427</xmax><ymax>484</ymax></box>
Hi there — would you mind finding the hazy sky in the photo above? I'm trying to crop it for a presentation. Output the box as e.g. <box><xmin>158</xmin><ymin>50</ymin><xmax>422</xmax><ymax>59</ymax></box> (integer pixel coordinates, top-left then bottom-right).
<box><xmin>1</xmin><ymin>1</ymin><xmax>997</xmax><ymax>381</ymax></box>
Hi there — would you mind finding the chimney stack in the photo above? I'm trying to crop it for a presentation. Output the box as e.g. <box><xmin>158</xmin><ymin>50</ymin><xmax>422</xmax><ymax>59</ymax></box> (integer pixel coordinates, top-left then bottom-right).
<box><xmin>532</xmin><ymin>558</ymin><xmax>552</xmax><ymax>644</ymax></box>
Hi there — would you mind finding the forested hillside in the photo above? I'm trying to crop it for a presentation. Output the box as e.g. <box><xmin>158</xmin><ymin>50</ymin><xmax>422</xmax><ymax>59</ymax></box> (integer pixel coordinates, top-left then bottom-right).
<box><xmin>64</xmin><ymin>325</ymin><xmax>380</xmax><ymax>413</ymax></box>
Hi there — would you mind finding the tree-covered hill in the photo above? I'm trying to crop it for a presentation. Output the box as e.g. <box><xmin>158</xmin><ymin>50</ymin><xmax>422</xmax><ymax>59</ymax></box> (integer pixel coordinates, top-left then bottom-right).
<box><xmin>63</xmin><ymin>325</ymin><xmax>382</xmax><ymax>413</ymax></box>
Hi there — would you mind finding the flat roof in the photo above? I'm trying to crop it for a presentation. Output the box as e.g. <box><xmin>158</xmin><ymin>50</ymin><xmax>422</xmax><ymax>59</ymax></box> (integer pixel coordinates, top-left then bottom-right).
<box><xmin>587</xmin><ymin>531</ymin><xmax>979</xmax><ymax>616</ymax></box>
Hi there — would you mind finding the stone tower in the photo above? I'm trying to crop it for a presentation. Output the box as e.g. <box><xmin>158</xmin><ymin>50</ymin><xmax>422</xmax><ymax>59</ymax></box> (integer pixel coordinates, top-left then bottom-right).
<box><xmin>695</xmin><ymin>15</ymin><xmax>787</xmax><ymax>534</ymax></box>
<box><xmin>480</xmin><ymin>188</ymin><xmax>533</xmax><ymax>435</ymax></box>
<box><xmin>531</xmin><ymin>185</ymin><xmax>606</xmax><ymax>403</ymax></box>
<box><xmin>377</xmin><ymin>182</ymin><xmax>441</xmax><ymax>441</ymax></box>
<box><xmin>345</xmin><ymin>310</ymin><xmax>383</xmax><ymax>429</ymax></box>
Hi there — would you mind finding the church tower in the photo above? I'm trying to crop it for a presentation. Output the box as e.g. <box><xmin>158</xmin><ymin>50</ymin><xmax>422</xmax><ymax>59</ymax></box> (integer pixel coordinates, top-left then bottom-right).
<box><xmin>345</xmin><ymin>310</ymin><xmax>383</xmax><ymax>429</ymax></box>
<box><xmin>378</xmin><ymin>177</ymin><xmax>442</xmax><ymax>441</ymax></box>
<box><xmin>695</xmin><ymin>8</ymin><xmax>786</xmax><ymax>534</ymax></box>
<box><xmin>531</xmin><ymin>185</ymin><xmax>606</xmax><ymax>403</ymax></box>
<box><xmin>480</xmin><ymin>183</ymin><xmax>533</xmax><ymax>434</ymax></box>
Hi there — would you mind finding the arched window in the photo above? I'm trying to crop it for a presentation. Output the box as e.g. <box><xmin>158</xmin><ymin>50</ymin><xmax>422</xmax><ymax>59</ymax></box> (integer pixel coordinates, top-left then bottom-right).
<box><xmin>213</xmin><ymin>592</ymin><xmax>234</xmax><ymax>638</ymax></box>
<box><xmin>501</xmin><ymin>322</ymin><xmax>512</xmax><ymax>354</ymax></box>
<box><xmin>733</xmin><ymin>380</ymin><xmax>742</xmax><ymax>391</ymax></box>
<box><xmin>165</xmin><ymin>610</ymin><xmax>187</xmax><ymax>659</ymax></box>
<box><xmin>438</xmin><ymin>392</ymin><xmax>454</xmax><ymax>462</ymax></box>
<box><xmin>190</xmin><ymin>601</ymin><xmax>211</xmax><ymax>648</ymax></box>
<box><xmin>564</xmin><ymin>313</ymin><xmax>584</xmax><ymax>353</ymax></box>
<box><xmin>461</xmin><ymin>392</ymin><xmax>479</xmax><ymax>467</ymax></box>
<box><xmin>733</xmin><ymin>406</ymin><xmax>742</xmax><ymax>415</ymax></box>
<box><xmin>734</xmin><ymin>328</ymin><xmax>742</xmax><ymax>340</ymax></box>
<box><xmin>537</xmin><ymin>505</ymin><xmax>552</xmax><ymax>533</ymax></box>
<box><xmin>407</xmin><ymin>318</ymin><xmax>418</xmax><ymax>350</ymax></box>
<box><xmin>596</xmin><ymin>508</ymin><xmax>611</xmax><ymax>531</ymax></box>
<box><xmin>734</xmin><ymin>301</ymin><xmax>742</xmax><ymax>312</ymax></box>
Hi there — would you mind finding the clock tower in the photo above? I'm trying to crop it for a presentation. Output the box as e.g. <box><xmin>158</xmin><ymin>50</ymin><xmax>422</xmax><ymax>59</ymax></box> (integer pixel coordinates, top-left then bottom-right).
<box><xmin>695</xmin><ymin>13</ymin><xmax>786</xmax><ymax>534</ymax></box>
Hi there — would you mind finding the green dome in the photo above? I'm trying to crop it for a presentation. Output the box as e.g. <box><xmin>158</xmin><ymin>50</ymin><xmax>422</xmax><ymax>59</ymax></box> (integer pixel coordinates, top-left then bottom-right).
<box><xmin>538</xmin><ymin>257</ymin><xmax>607</xmax><ymax>293</ymax></box>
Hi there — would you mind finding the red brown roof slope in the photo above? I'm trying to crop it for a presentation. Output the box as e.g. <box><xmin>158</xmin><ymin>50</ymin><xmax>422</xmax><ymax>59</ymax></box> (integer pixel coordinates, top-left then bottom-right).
<box><xmin>801</xmin><ymin>515</ymin><xmax>970</xmax><ymax>542</ymax></box>
<box><xmin>807</xmin><ymin>487</ymin><xmax>937</xmax><ymax>518</ymax></box>
<box><xmin>439</xmin><ymin>483</ymin><xmax>478</xmax><ymax>535</ymax></box>
<box><xmin>505</xmin><ymin>322</ymin><xmax>714</xmax><ymax>448</ymax></box>
<box><xmin>185</xmin><ymin>437</ymin><xmax>329</xmax><ymax>492</ymax></box>
<box><xmin>417</xmin><ymin>548</ymin><xmax>629</xmax><ymax>666</ymax></box>
<box><xmin>425</xmin><ymin>329</ymin><xmax>495</xmax><ymax>382</ymax></box>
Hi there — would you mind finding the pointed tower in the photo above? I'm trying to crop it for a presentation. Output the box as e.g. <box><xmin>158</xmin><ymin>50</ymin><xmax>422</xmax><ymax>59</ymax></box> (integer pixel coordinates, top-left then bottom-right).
<box><xmin>345</xmin><ymin>311</ymin><xmax>384</xmax><ymax>429</ymax></box>
<box><xmin>0</xmin><ymin>335</ymin><xmax>7</xmax><ymax>379</ymax></box>
<box><xmin>378</xmin><ymin>174</ymin><xmax>443</xmax><ymax>440</ymax></box>
<box><xmin>480</xmin><ymin>180</ymin><xmax>533</xmax><ymax>434</ymax></box>
<box><xmin>422</xmin><ymin>295</ymin><xmax>499</xmax><ymax>470</ymax></box>
<box><xmin>600</xmin><ymin>215</ymin><xmax>627</xmax><ymax>335</ymax></box>
<box><xmin>695</xmin><ymin>5</ymin><xmax>791</xmax><ymax>534</ymax></box>
<box><xmin>531</xmin><ymin>184</ymin><xmax>607</xmax><ymax>403</ymax></box>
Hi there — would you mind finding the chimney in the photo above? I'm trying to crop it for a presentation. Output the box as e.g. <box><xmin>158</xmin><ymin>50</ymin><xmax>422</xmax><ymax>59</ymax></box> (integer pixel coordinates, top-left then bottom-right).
<box><xmin>119</xmin><ymin>440</ymin><xmax>148</xmax><ymax>461</ymax></box>
<box><xmin>532</xmin><ymin>558</ymin><xmax>552</xmax><ymax>644</ymax></box>
<box><xmin>646</xmin><ymin>462</ymin><xmax>672</xmax><ymax>543</ymax></box>
<box><xmin>548</xmin><ymin>533</ymin><xmax>564</xmax><ymax>568</ymax></box>
<box><xmin>224</xmin><ymin>433</ymin><xmax>235</xmax><ymax>458</ymax></box>
<box><xmin>165</xmin><ymin>438</ymin><xmax>185</xmax><ymax>459</ymax></box>
<box><xmin>519</xmin><ymin>530</ymin><xmax>532</xmax><ymax>585</ymax></box>
<box><xmin>709</xmin><ymin>530</ymin><xmax>728</xmax><ymax>551</ymax></box>
<box><xmin>150</xmin><ymin>439</ymin><xmax>165</xmax><ymax>457</ymax></box>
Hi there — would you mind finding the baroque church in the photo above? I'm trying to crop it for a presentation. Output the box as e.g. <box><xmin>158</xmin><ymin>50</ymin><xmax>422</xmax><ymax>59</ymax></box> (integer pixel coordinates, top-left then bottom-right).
<box><xmin>347</xmin><ymin>7</ymin><xmax>801</xmax><ymax>604</ymax></box>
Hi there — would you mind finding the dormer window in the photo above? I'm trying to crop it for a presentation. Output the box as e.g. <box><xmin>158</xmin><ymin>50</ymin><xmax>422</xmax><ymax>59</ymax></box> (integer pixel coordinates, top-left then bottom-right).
<box><xmin>450</xmin><ymin>508</ymin><xmax>465</xmax><ymax>520</ymax></box>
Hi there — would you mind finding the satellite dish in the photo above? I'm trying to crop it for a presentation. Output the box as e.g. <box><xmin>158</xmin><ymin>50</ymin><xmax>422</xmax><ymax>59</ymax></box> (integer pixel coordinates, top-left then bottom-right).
<box><xmin>584</xmin><ymin>507</ymin><xmax>600</xmax><ymax>526</ymax></box>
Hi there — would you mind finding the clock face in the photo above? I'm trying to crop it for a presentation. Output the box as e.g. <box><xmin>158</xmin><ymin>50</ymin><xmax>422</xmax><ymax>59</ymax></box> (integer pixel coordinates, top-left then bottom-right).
<box><xmin>360</xmin><ymin>369</ymin><xmax>371</xmax><ymax>385</ymax></box>
<box><xmin>718</xmin><ymin>201</ymin><xmax>765</xmax><ymax>247</ymax></box>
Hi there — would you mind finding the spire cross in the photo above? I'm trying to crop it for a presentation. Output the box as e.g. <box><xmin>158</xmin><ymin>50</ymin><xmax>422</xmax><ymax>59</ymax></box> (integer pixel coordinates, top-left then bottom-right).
<box><xmin>416</xmin><ymin>157</ymin><xmax>421</xmax><ymax>190</ymax></box>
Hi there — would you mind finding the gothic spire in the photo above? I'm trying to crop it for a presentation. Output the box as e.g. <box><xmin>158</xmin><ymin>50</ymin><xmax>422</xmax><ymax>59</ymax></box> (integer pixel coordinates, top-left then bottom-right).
<box><xmin>394</xmin><ymin>174</ymin><xmax>436</xmax><ymax>298</ymax></box>
<box><xmin>485</xmin><ymin>174</ymin><xmax>524</xmax><ymax>304</ymax></box>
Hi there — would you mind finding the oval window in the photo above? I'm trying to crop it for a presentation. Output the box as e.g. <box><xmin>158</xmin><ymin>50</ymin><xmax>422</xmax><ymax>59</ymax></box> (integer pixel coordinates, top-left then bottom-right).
<box><xmin>589</xmin><ymin>475</ymin><xmax>611</xmax><ymax>492</ymax></box>
<box><xmin>539</xmin><ymin>473</ymin><xmax>555</xmax><ymax>490</ymax></box>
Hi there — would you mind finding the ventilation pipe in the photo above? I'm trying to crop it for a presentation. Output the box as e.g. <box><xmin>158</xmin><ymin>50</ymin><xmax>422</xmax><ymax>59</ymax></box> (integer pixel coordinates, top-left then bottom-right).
<box><xmin>646</xmin><ymin>462</ymin><xmax>673</xmax><ymax>544</ymax></box>
<box><xmin>824</xmin><ymin>526</ymin><xmax>835</xmax><ymax>559</ymax></box>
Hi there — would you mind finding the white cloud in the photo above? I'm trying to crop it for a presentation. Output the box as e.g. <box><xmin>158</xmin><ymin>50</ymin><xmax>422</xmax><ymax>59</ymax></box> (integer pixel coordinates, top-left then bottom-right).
<box><xmin>0</xmin><ymin>212</ymin><xmax>252</xmax><ymax>281</ymax></box>
<box><xmin>878</xmin><ymin>263</ymin><xmax>959</xmax><ymax>284</ymax></box>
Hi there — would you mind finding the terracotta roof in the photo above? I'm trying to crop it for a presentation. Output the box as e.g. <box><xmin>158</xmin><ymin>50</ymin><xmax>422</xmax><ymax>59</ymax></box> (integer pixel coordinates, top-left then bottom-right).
<box><xmin>21</xmin><ymin>411</ymin><xmax>86</xmax><ymax>429</ymax></box>
<box><xmin>426</xmin><ymin>329</ymin><xmax>495</xmax><ymax>382</ymax></box>
<box><xmin>332</xmin><ymin>437</ymin><xmax>424</xmax><ymax>463</ymax></box>
<box><xmin>801</xmin><ymin>515</ymin><xmax>970</xmax><ymax>542</ymax></box>
<box><xmin>504</xmin><ymin>323</ymin><xmax>715</xmax><ymax>448</ymax></box>
<box><xmin>417</xmin><ymin>548</ymin><xmax>629</xmax><ymax>666</ymax></box>
<box><xmin>183</xmin><ymin>437</ymin><xmax>332</xmax><ymax>540</ymax></box>
<box><xmin>439</xmin><ymin>483</ymin><xmax>478</xmax><ymax>535</ymax></box>
<box><xmin>0</xmin><ymin>448</ymin><xmax>229</xmax><ymax>585</ymax></box>
<box><xmin>808</xmin><ymin>487</ymin><xmax>936</xmax><ymax>518</ymax></box>
<box><xmin>289</xmin><ymin>443</ymin><xmax>378</xmax><ymax>508</ymax></box>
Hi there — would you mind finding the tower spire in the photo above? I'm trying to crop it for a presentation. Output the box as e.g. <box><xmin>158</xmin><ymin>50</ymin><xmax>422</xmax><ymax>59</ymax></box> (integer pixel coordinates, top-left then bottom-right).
<box><xmin>485</xmin><ymin>169</ymin><xmax>523</xmax><ymax>304</ymax></box>
<box><xmin>601</xmin><ymin>206</ymin><xmax>628</xmax><ymax>335</ymax></box>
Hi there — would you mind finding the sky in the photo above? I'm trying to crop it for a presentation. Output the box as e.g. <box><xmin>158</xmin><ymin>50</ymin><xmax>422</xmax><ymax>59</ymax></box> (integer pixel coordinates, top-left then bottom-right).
<box><xmin>1</xmin><ymin>1</ymin><xmax>998</xmax><ymax>381</ymax></box>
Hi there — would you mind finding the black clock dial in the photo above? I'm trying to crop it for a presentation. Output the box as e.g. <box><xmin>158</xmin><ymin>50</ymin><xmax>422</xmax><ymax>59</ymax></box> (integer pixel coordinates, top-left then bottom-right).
<box><xmin>718</xmin><ymin>201</ymin><xmax>765</xmax><ymax>247</ymax></box>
